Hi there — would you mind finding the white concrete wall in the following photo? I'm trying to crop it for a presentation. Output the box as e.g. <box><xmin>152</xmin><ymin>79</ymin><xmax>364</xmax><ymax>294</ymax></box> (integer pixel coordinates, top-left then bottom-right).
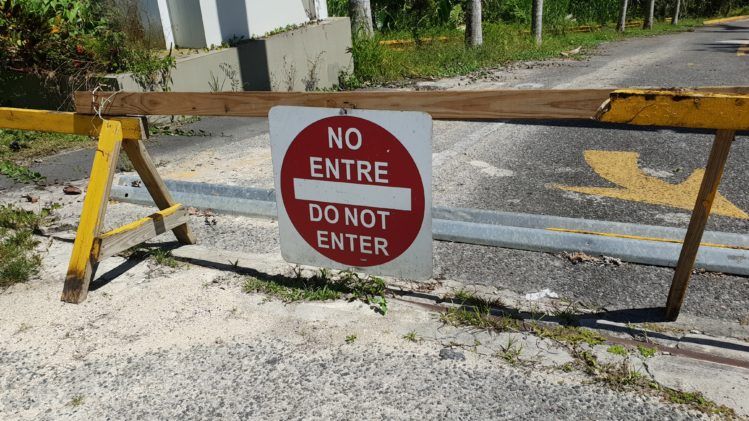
<box><xmin>244</xmin><ymin>0</ymin><xmax>309</xmax><ymax>37</ymax></box>
<box><xmin>166</xmin><ymin>0</ymin><xmax>207</xmax><ymax>48</ymax></box>
<box><xmin>148</xmin><ymin>0</ymin><xmax>327</xmax><ymax>48</ymax></box>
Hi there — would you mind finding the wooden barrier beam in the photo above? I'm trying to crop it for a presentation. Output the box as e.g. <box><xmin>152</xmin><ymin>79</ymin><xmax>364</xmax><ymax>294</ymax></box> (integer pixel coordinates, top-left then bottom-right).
<box><xmin>0</xmin><ymin>107</ymin><xmax>146</xmax><ymax>140</ymax></box>
<box><xmin>74</xmin><ymin>90</ymin><xmax>612</xmax><ymax>120</ymax></box>
<box><xmin>596</xmin><ymin>89</ymin><xmax>749</xmax><ymax>130</ymax></box>
<box><xmin>74</xmin><ymin>88</ymin><xmax>749</xmax><ymax>122</ymax></box>
<box><xmin>92</xmin><ymin>204</ymin><xmax>189</xmax><ymax>262</ymax></box>
<box><xmin>62</xmin><ymin>121</ymin><xmax>123</xmax><ymax>303</ymax></box>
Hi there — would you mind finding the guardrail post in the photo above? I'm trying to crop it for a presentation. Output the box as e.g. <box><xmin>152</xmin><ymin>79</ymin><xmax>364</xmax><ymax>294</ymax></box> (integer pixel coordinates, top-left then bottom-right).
<box><xmin>665</xmin><ymin>130</ymin><xmax>736</xmax><ymax>321</ymax></box>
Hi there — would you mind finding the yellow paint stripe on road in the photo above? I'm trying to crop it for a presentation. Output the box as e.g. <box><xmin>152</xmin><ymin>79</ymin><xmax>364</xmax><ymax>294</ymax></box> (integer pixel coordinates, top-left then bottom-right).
<box><xmin>547</xmin><ymin>227</ymin><xmax>749</xmax><ymax>251</ymax></box>
<box><xmin>704</xmin><ymin>15</ymin><xmax>749</xmax><ymax>25</ymax></box>
<box><xmin>739</xmin><ymin>45</ymin><xmax>749</xmax><ymax>56</ymax></box>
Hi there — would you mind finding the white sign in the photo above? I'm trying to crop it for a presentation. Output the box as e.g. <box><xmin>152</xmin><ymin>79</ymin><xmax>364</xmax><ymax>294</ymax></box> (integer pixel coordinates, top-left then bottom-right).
<box><xmin>269</xmin><ymin>106</ymin><xmax>432</xmax><ymax>278</ymax></box>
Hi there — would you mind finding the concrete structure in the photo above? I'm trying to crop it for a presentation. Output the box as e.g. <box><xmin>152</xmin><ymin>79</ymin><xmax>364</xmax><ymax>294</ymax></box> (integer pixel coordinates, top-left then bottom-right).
<box><xmin>106</xmin><ymin>18</ymin><xmax>352</xmax><ymax>93</ymax></box>
<box><xmin>129</xmin><ymin>0</ymin><xmax>329</xmax><ymax>49</ymax></box>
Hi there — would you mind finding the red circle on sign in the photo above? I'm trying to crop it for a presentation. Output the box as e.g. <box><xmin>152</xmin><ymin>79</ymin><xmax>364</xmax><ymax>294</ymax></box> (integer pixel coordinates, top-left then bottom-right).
<box><xmin>281</xmin><ymin>115</ymin><xmax>424</xmax><ymax>267</ymax></box>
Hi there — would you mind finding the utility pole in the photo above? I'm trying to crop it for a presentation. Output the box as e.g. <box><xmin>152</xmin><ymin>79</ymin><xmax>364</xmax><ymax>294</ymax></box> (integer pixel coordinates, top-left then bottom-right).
<box><xmin>349</xmin><ymin>0</ymin><xmax>374</xmax><ymax>38</ymax></box>
<box><xmin>531</xmin><ymin>0</ymin><xmax>544</xmax><ymax>46</ymax></box>
<box><xmin>643</xmin><ymin>0</ymin><xmax>655</xmax><ymax>30</ymax></box>
<box><xmin>617</xmin><ymin>0</ymin><xmax>629</xmax><ymax>32</ymax></box>
<box><xmin>465</xmin><ymin>0</ymin><xmax>483</xmax><ymax>46</ymax></box>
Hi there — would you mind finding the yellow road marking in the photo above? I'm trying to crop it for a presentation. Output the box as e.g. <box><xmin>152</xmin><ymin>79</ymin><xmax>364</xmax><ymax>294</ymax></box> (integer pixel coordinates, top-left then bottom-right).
<box><xmin>547</xmin><ymin>227</ymin><xmax>749</xmax><ymax>251</ymax></box>
<box><xmin>704</xmin><ymin>15</ymin><xmax>749</xmax><ymax>25</ymax></box>
<box><xmin>555</xmin><ymin>150</ymin><xmax>748</xmax><ymax>220</ymax></box>
<box><xmin>739</xmin><ymin>45</ymin><xmax>749</xmax><ymax>56</ymax></box>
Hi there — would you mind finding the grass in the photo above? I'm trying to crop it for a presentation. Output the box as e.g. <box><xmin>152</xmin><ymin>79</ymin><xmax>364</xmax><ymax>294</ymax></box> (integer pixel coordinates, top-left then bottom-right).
<box><xmin>440</xmin><ymin>305</ymin><xmax>521</xmax><ymax>331</ymax></box>
<box><xmin>637</xmin><ymin>344</ymin><xmax>657</xmax><ymax>358</ymax></box>
<box><xmin>345</xmin><ymin>334</ymin><xmax>357</xmax><ymax>344</ymax></box>
<box><xmin>242</xmin><ymin>269</ymin><xmax>389</xmax><ymax>314</ymax></box>
<box><xmin>498</xmin><ymin>336</ymin><xmax>524</xmax><ymax>365</ymax></box>
<box><xmin>661</xmin><ymin>388</ymin><xmax>735</xmax><ymax>417</ymax></box>
<box><xmin>531</xmin><ymin>323</ymin><xmax>606</xmax><ymax>347</ymax></box>
<box><xmin>68</xmin><ymin>395</ymin><xmax>84</xmax><ymax>407</ymax></box>
<box><xmin>403</xmin><ymin>331</ymin><xmax>419</xmax><ymax>342</ymax></box>
<box><xmin>0</xmin><ymin>129</ymin><xmax>92</xmax><ymax>183</ymax></box>
<box><xmin>150</xmin><ymin>249</ymin><xmax>182</xmax><ymax>268</ymax></box>
<box><xmin>122</xmin><ymin>246</ymin><xmax>183</xmax><ymax>269</ymax></box>
<box><xmin>437</xmin><ymin>295</ymin><xmax>734</xmax><ymax>416</ymax></box>
<box><xmin>347</xmin><ymin>20</ymin><xmax>701</xmax><ymax>86</ymax></box>
<box><xmin>243</xmin><ymin>275</ymin><xmax>342</xmax><ymax>302</ymax></box>
<box><xmin>607</xmin><ymin>344</ymin><xmax>628</xmax><ymax>356</ymax></box>
<box><xmin>0</xmin><ymin>204</ymin><xmax>56</xmax><ymax>287</ymax></box>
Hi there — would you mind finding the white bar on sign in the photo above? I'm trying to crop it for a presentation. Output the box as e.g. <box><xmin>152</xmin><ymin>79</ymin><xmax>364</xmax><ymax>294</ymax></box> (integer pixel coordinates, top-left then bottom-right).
<box><xmin>293</xmin><ymin>179</ymin><xmax>412</xmax><ymax>211</ymax></box>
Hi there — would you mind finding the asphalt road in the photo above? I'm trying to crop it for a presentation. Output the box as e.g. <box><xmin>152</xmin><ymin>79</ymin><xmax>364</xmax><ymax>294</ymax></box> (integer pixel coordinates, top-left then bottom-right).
<box><xmin>4</xmin><ymin>21</ymin><xmax>749</xmax><ymax>322</ymax></box>
<box><xmin>427</xmin><ymin>21</ymin><xmax>749</xmax><ymax>322</ymax></box>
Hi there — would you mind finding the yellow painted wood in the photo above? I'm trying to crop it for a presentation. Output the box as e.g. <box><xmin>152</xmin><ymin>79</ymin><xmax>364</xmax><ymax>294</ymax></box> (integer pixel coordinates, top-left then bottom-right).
<box><xmin>61</xmin><ymin>121</ymin><xmax>123</xmax><ymax>304</ymax></box>
<box><xmin>93</xmin><ymin>204</ymin><xmax>189</xmax><ymax>261</ymax></box>
<box><xmin>0</xmin><ymin>107</ymin><xmax>145</xmax><ymax>140</ymax></box>
<box><xmin>545</xmin><ymin>228</ymin><xmax>749</xmax><ymax>251</ymax></box>
<box><xmin>100</xmin><ymin>204</ymin><xmax>182</xmax><ymax>239</ymax></box>
<box><xmin>596</xmin><ymin>90</ymin><xmax>749</xmax><ymax>130</ymax></box>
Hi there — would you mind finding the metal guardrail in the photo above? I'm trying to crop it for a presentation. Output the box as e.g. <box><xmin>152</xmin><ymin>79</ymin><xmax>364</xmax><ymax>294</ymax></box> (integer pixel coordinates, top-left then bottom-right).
<box><xmin>114</xmin><ymin>176</ymin><xmax>749</xmax><ymax>277</ymax></box>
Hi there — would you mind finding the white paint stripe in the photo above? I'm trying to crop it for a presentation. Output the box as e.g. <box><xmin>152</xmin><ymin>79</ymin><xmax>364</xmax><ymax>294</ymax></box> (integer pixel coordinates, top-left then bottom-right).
<box><xmin>293</xmin><ymin>179</ymin><xmax>412</xmax><ymax>211</ymax></box>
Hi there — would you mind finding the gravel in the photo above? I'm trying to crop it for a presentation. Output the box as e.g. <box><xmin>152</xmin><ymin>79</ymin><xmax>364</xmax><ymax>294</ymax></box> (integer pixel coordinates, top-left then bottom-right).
<box><xmin>0</xmin><ymin>340</ymin><xmax>703</xmax><ymax>420</ymax></box>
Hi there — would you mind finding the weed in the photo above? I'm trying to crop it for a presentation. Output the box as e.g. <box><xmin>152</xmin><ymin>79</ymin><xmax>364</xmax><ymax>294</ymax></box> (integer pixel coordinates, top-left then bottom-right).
<box><xmin>241</xmin><ymin>269</ymin><xmax>389</xmax><ymax>314</ymax></box>
<box><xmin>264</xmin><ymin>23</ymin><xmax>304</xmax><ymax>37</ymax></box>
<box><xmin>68</xmin><ymin>395</ymin><xmax>84</xmax><ymax>407</ymax></box>
<box><xmin>560</xmin><ymin>362</ymin><xmax>574</xmax><ymax>372</ymax></box>
<box><xmin>345</xmin><ymin>334</ymin><xmax>357</xmax><ymax>344</ymax></box>
<box><xmin>340</xmin><ymin>272</ymin><xmax>389</xmax><ymax>315</ymax></box>
<box><xmin>403</xmin><ymin>331</ymin><xmax>419</xmax><ymax>342</ymax></box>
<box><xmin>243</xmin><ymin>276</ymin><xmax>342</xmax><ymax>302</ymax></box>
<box><xmin>0</xmin><ymin>161</ymin><xmax>44</xmax><ymax>183</ymax></box>
<box><xmin>451</xmin><ymin>289</ymin><xmax>503</xmax><ymax>309</ymax></box>
<box><xmin>149</xmin><ymin>123</ymin><xmax>208</xmax><ymax>137</ymax></box>
<box><xmin>551</xmin><ymin>301</ymin><xmax>580</xmax><ymax>325</ymax></box>
<box><xmin>441</xmin><ymin>306</ymin><xmax>521</xmax><ymax>332</ymax></box>
<box><xmin>149</xmin><ymin>249</ymin><xmax>180</xmax><ymax>268</ymax></box>
<box><xmin>318</xmin><ymin>267</ymin><xmax>331</xmax><ymax>281</ymax></box>
<box><xmin>637</xmin><ymin>322</ymin><xmax>684</xmax><ymax>334</ymax></box>
<box><xmin>117</xmin><ymin>152</ymin><xmax>134</xmax><ymax>172</ymax></box>
<box><xmin>530</xmin><ymin>323</ymin><xmax>605</xmax><ymax>347</ymax></box>
<box><xmin>498</xmin><ymin>336</ymin><xmax>524</xmax><ymax>365</ymax></box>
<box><xmin>128</xmin><ymin>48</ymin><xmax>176</xmax><ymax>92</ymax></box>
<box><xmin>15</xmin><ymin>323</ymin><xmax>31</xmax><ymax>334</ymax></box>
<box><xmin>607</xmin><ymin>344</ymin><xmax>628</xmax><ymax>356</ymax></box>
<box><xmin>303</xmin><ymin>52</ymin><xmax>325</xmax><ymax>91</ymax></box>
<box><xmin>124</xmin><ymin>245</ymin><xmax>182</xmax><ymax>269</ymax></box>
<box><xmin>208</xmin><ymin>62</ymin><xmax>241</xmax><ymax>92</ymax></box>
<box><xmin>660</xmin><ymin>388</ymin><xmax>735</xmax><ymax>417</ymax></box>
<box><xmin>0</xmin><ymin>205</ymin><xmax>56</xmax><ymax>287</ymax></box>
<box><xmin>637</xmin><ymin>345</ymin><xmax>657</xmax><ymax>358</ymax></box>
